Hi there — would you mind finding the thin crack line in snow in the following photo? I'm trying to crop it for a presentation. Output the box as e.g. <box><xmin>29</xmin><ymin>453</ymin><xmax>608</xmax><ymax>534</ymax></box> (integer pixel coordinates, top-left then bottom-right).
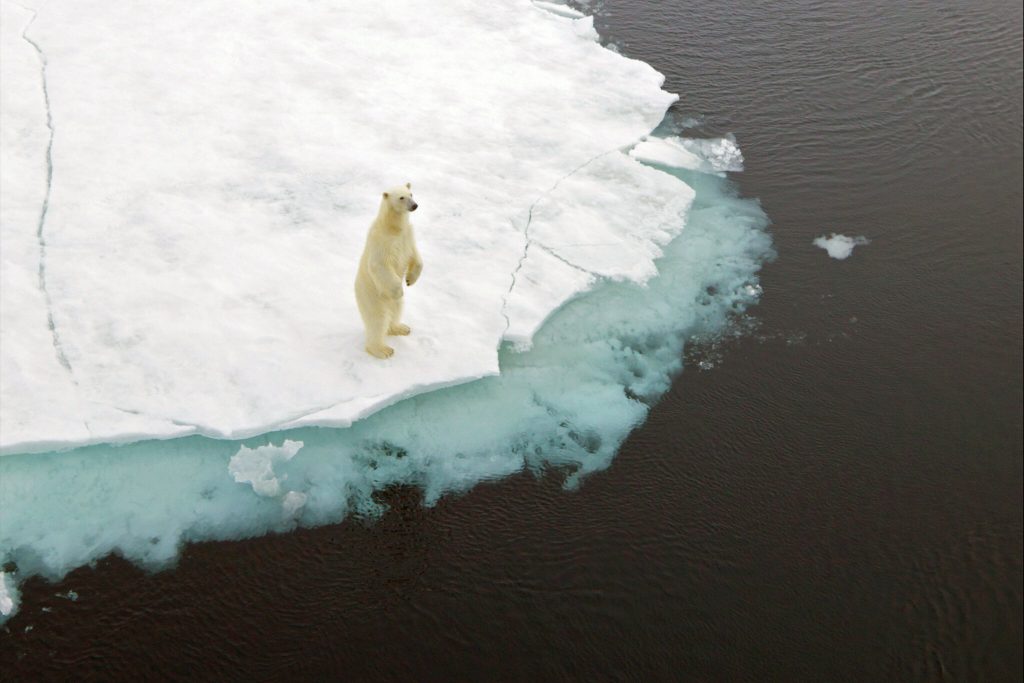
<box><xmin>500</xmin><ymin>149</ymin><xmax>615</xmax><ymax>333</ymax></box>
<box><xmin>20</xmin><ymin>5</ymin><xmax>74</xmax><ymax>376</ymax></box>
<box><xmin>533</xmin><ymin>241</ymin><xmax>595</xmax><ymax>275</ymax></box>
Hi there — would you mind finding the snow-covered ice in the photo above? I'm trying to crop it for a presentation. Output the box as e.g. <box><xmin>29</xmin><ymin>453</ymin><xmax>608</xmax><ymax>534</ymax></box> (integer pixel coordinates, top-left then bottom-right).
<box><xmin>814</xmin><ymin>233</ymin><xmax>870</xmax><ymax>259</ymax></box>
<box><xmin>1</xmin><ymin>0</ymin><xmax>678</xmax><ymax>454</ymax></box>
<box><xmin>0</xmin><ymin>0</ymin><xmax>774</xmax><ymax>621</ymax></box>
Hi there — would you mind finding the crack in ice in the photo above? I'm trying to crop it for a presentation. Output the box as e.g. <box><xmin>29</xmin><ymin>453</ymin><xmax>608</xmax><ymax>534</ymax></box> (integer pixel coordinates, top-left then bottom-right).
<box><xmin>19</xmin><ymin>5</ymin><xmax>74</xmax><ymax>376</ymax></box>
<box><xmin>501</xmin><ymin>149</ymin><xmax>616</xmax><ymax>333</ymax></box>
<box><xmin>533</xmin><ymin>242</ymin><xmax>596</xmax><ymax>275</ymax></box>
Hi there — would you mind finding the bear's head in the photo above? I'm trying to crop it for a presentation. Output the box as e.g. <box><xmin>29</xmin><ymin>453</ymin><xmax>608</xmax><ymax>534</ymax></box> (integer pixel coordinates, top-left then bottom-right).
<box><xmin>383</xmin><ymin>183</ymin><xmax>418</xmax><ymax>212</ymax></box>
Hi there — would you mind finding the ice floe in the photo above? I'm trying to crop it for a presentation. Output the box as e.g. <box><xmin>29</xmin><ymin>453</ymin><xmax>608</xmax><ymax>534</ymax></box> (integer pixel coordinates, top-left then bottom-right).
<box><xmin>1</xmin><ymin>0</ymin><xmax>678</xmax><ymax>454</ymax></box>
<box><xmin>0</xmin><ymin>0</ymin><xmax>774</xmax><ymax>622</ymax></box>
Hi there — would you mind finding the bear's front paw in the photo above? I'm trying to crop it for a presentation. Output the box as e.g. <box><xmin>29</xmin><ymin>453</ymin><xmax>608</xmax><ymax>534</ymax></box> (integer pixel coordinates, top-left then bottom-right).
<box><xmin>366</xmin><ymin>343</ymin><xmax>395</xmax><ymax>359</ymax></box>
<box><xmin>407</xmin><ymin>265</ymin><xmax>422</xmax><ymax>286</ymax></box>
<box><xmin>388</xmin><ymin>323</ymin><xmax>411</xmax><ymax>336</ymax></box>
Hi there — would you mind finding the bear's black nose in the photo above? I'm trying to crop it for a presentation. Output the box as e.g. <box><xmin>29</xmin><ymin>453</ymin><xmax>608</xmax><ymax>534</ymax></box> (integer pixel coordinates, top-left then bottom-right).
<box><xmin>410</xmin><ymin>202</ymin><xmax>418</xmax><ymax>211</ymax></box>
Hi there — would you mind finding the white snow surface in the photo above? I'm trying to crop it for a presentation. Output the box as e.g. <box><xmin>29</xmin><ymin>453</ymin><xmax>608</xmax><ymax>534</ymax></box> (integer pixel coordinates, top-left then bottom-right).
<box><xmin>813</xmin><ymin>233</ymin><xmax>870</xmax><ymax>259</ymax></box>
<box><xmin>0</xmin><ymin>0</ymin><xmax>683</xmax><ymax>454</ymax></box>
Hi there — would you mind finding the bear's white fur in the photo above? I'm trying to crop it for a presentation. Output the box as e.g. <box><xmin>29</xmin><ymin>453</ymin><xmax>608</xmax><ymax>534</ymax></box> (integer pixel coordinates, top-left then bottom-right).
<box><xmin>354</xmin><ymin>183</ymin><xmax>423</xmax><ymax>358</ymax></box>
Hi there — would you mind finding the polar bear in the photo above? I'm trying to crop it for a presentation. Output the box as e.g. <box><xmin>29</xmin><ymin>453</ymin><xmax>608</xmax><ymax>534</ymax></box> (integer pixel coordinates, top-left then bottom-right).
<box><xmin>354</xmin><ymin>183</ymin><xmax>423</xmax><ymax>358</ymax></box>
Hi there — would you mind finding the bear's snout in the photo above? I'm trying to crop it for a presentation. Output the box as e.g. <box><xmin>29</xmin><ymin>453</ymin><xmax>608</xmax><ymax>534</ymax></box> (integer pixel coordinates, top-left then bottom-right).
<box><xmin>409</xmin><ymin>201</ymin><xmax>418</xmax><ymax>212</ymax></box>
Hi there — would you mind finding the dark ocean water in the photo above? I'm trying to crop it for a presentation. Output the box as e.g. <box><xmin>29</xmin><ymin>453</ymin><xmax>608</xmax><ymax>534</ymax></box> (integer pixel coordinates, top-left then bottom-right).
<box><xmin>2</xmin><ymin>0</ymin><xmax>1021</xmax><ymax>679</ymax></box>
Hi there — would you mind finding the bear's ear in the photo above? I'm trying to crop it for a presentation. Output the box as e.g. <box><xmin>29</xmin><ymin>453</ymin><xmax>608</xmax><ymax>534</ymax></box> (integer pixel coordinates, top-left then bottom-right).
<box><xmin>405</xmin><ymin>182</ymin><xmax>412</xmax><ymax>189</ymax></box>
<box><xmin>383</xmin><ymin>192</ymin><xmax>389</xmax><ymax>198</ymax></box>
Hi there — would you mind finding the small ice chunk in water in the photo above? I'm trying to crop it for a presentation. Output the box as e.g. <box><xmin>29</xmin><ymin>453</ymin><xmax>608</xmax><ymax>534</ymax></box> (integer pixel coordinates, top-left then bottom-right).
<box><xmin>228</xmin><ymin>440</ymin><xmax>304</xmax><ymax>497</ymax></box>
<box><xmin>629</xmin><ymin>134</ymin><xmax>744</xmax><ymax>173</ymax></box>
<box><xmin>678</xmin><ymin>135</ymin><xmax>745</xmax><ymax>172</ymax></box>
<box><xmin>0</xmin><ymin>572</ymin><xmax>17</xmax><ymax>616</ymax></box>
<box><xmin>813</xmin><ymin>234</ymin><xmax>870</xmax><ymax>259</ymax></box>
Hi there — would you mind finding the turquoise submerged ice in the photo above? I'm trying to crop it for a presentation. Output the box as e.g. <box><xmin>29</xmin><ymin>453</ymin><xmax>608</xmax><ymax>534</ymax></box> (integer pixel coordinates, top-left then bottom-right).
<box><xmin>2</xmin><ymin>167</ymin><xmax>772</xmax><ymax>620</ymax></box>
<box><xmin>0</xmin><ymin>0</ymin><xmax>773</xmax><ymax>620</ymax></box>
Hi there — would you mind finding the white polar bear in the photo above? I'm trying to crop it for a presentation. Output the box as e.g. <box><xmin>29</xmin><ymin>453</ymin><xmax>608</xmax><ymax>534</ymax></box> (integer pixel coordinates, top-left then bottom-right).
<box><xmin>354</xmin><ymin>183</ymin><xmax>423</xmax><ymax>358</ymax></box>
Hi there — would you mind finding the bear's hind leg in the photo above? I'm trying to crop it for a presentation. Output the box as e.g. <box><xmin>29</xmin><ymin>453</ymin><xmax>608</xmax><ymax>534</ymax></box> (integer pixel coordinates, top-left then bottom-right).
<box><xmin>365</xmin><ymin>316</ymin><xmax>394</xmax><ymax>359</ymax></box>
<box><xmin>387</xmin><ymin>296</ymin><xmax>410</xmax><ymax>336</ymax></box>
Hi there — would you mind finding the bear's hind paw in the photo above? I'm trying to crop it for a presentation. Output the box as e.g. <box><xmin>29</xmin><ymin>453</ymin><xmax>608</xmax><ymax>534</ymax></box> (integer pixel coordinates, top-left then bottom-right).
<box><xmin>388</xmin><ymin>323</ymin><xmax>411</xmax><ymax>336</ymax></box>
<box><xmin>366</xmin><ymin>343</ymin><xmax>395</xmax><ymax>359</ymax></box>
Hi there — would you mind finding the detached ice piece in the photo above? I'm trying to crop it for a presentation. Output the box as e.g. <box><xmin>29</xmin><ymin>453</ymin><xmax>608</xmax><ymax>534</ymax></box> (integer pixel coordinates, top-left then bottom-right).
<box><xmin>0</xmin><ymin>572</ymin><xmax>17</xmax><ymax>617</ymax></box>
<box><xmin>629</xmin><ymin>134</ymin><xmax>744</xmax><ymax>174</ymax></box>
<box><xmin>678</xmin><ymin>135</ymin><xmax>745</xmax><ymax>172</ymax></box>
<box><xmin>228</xmin><ymin>440</ymin><xmax>303</xmax><ymax>497</ymax></box>
<box><xmin>813</xmin><ymin>234</ymin><xmax>870</xmax><ymax>259</ymax></box>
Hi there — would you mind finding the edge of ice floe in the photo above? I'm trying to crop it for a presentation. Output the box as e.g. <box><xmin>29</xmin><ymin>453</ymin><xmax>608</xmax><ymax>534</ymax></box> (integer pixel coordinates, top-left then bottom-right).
<box><xmin>0</xmin><ymin>369</ymin><xmax>497</xmax><ymax>455</ymax></box>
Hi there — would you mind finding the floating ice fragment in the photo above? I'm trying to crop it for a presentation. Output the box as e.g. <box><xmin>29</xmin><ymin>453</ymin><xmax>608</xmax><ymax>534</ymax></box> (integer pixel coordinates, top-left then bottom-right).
<box><xmin>678</xmin><ymin>135</ymin><xmax>745</xmax><ymax>172</ymax></box>
<box><xmin>629</xmin><ymin>134</ymin><xmax>744</xmax><ymax>174</ymax></box>
<box><xmin>228</xmin><ymin>440</ymin><xmax>304</xmax><ymax>498</ymax></box>
<box><xmin>813</xmin><ymin>234</ymin><xmax>870</xmax><ymax>259</ymax></box>
<box><xmin>0</xmin><ymin>572</ymin><xmax>16</xmax><ymax>616</ymax></box>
